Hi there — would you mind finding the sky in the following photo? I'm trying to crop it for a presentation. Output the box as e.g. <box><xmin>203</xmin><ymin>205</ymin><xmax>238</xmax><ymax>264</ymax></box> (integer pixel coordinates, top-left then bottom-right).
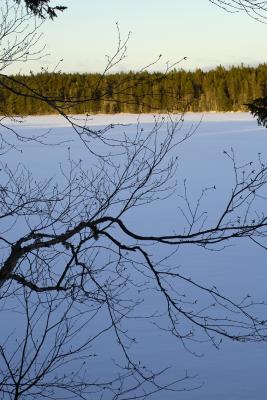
<box><xmin>8</xmin><ymin>0</ymin><xmax>267</xmax><ymax>74</ymax></box>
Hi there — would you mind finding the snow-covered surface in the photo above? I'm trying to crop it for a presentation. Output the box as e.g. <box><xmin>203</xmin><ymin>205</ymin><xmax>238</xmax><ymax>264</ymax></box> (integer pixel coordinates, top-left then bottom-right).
<box><xmin>4</xmin><ymin>111</ymin><xmax>256</xmax><ymax>129</ymax></box>
<box><xmin>4</xmin><ymin>113</ymin><xmax>267</xmax><ymax>400</ymax></box>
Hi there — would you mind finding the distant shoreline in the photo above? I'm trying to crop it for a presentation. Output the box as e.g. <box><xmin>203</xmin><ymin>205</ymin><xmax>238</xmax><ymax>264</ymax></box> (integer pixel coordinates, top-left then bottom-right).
<box><xmin>5</xmin><ymin>112</ymin><xmax>255</xmax><ymax>129</ymax></box>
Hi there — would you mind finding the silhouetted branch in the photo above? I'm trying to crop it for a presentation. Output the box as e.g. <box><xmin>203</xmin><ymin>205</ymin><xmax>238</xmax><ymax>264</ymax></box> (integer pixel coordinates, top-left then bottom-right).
<box><xmin>209</xmin><ymin>0</ymin><xmax>267</xmax><ymax>22</ymax></box>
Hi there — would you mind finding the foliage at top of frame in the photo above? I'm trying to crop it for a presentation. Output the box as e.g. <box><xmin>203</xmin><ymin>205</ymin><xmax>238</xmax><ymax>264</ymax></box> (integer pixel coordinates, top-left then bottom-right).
<box><xmin>14</xmin><ymin>0</ymin><xmax>67</xmax><ymax>19</ymax></box>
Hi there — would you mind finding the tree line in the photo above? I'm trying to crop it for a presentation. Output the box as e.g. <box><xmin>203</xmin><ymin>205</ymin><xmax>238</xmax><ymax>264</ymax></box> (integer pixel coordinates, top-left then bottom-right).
<box><xmin>1</xmin><ymin>63</ymin><xmax>267</xmax><ymax>115</ymax></box>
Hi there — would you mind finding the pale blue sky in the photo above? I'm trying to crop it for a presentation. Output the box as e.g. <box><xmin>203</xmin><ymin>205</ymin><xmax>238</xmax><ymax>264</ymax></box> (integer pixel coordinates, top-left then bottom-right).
<box><xmin>11</xmin><ymin>0</ymin><xmax>267</xmax><ymax>74</ymax></box>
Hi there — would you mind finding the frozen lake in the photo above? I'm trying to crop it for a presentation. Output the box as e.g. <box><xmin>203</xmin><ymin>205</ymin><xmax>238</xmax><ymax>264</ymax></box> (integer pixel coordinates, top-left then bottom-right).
<box><xmin>2</xmin><ymin>112</ymin><xmax>267</xmax><ymax>399</ymax></box>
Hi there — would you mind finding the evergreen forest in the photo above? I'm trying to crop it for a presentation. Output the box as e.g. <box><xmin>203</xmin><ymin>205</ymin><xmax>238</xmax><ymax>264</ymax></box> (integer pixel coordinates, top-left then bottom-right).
<box><xmin>2</xmin><ymin>64</ymin><xmax>267</xmax><ymax>115</ymax></box>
